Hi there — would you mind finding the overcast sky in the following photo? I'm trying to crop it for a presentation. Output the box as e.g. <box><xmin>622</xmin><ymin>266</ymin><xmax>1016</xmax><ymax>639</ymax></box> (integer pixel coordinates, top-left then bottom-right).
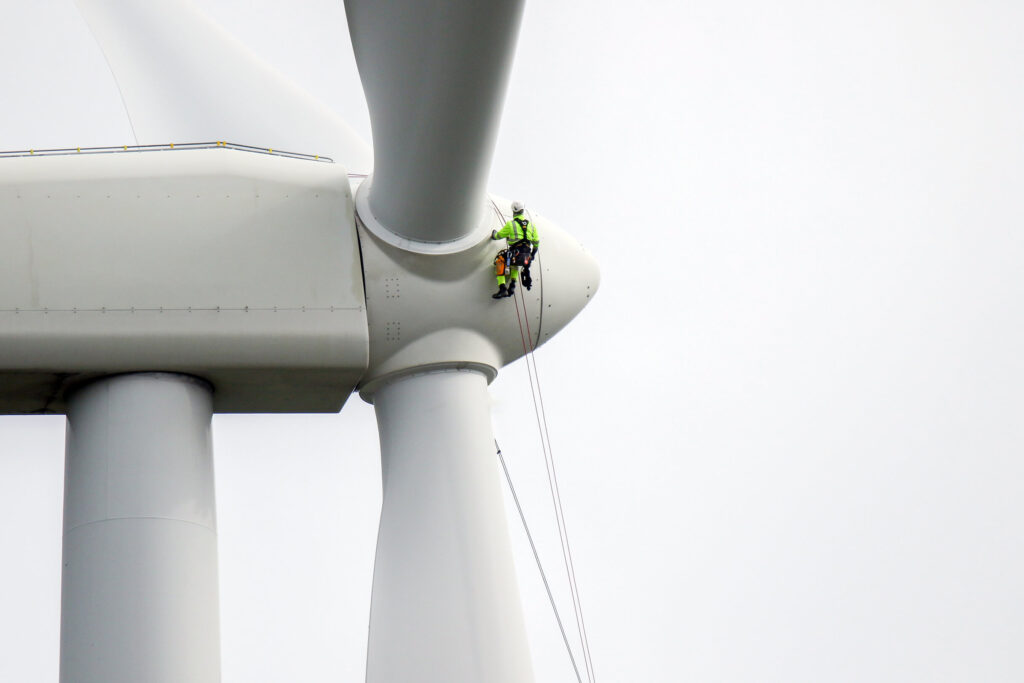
<box><xmin>2</xmin><ymin>1</ymin><xmax>1024</xmax><ymax>682</ymax></box>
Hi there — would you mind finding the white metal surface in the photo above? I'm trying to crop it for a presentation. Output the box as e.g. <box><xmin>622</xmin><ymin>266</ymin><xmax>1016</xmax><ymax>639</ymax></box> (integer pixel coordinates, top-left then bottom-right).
<box><xmin>357</xmin><ymin>200</ymin><xmax>600</xmax><ymax>396</ymax></box>
<box><xmin>346</xmin><ymin>0</ymin><xmax>525</xmax><ymax>244</ymax></box>
<box><xmin>353</xmin><ymin>176</ymin><xmax>494</xmax><ymax>255</ymax></box>
<box><xmin>528</xmin><ymin>212</ymin><xmax>602</xmax><ymax>347</ymax></box>
<box><xmin>0</xmin><ymin>4</ymin><xmax>603</xmax><ymax>679</ymax></box>
<box><xmin>0</xmin><ymin>148</ymin><xmax>368</xmax><ymax>413</ymax></box>
<box><xmin>74</xmin><ymin>0</ymin><xmax>372</xmax><ymax>171</ymax></box>
<box><xmin>366</xmin><ymin>368</ymin><xmax>534</xmax><ymax>683</ymax></box>
<box><xmin>60</xmin><ymin>373</ymin><xmax>220</xmax><ymax>683</ymax></box>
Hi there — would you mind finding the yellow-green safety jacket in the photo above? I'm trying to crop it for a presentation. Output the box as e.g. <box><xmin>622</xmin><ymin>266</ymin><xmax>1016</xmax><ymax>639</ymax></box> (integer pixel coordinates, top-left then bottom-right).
<box><xmin>492</xmin><ymin>215</ymin><xmax>539</xmax><ymax>251</ymax></box>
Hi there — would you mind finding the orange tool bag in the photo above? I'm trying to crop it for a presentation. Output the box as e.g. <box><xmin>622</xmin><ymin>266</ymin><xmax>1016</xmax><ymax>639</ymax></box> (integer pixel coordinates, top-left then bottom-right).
<box><xmin>494</xmin><ymin>250</ymin><xmax>508</xmax><ymax>275</ymax></box>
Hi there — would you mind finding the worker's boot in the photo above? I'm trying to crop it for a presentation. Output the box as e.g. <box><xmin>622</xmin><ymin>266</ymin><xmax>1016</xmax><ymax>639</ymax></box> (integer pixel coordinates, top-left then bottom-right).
<box><xmin>492</xmin><ymin>283</ymin><xmax>508</xmax><ymax>299</ymax></box>
<box><xmin>507</xmin><ymin>281</ymin><xmax>517</xmax><ymax>297</ymax></box>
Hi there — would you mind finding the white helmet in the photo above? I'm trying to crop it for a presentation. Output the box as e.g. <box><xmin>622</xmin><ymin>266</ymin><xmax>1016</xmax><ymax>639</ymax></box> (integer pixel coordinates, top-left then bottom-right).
<box><xmin>511</xmin><ymin>200</ymin><xmax>525</xmax><ymax>215</ymax></box>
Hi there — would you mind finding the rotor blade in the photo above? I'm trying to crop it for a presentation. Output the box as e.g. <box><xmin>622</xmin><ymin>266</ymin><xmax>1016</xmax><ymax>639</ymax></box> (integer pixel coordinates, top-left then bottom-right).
<box><xmin>75</xmin><ymin>0</ymin><xmax>371</xmax><ymax>171</ymax></box>
<box><xmin>366</xmin><ymin>369</ymin><xmax>534</xmax><ymax>682</ymax></box>
<box><xmin>346</xmin><ymin>0</ymin><xmax>525</xmax><ymax>244</ymax></box>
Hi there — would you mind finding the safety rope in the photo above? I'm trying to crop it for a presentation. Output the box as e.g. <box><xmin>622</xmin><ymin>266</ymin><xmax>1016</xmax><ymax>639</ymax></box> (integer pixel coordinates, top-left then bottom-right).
<box><xmin>489</xmin><ymin>196</ymin><xmax>598</xmax><ymax>679</ymax></box>
<box><xmin>495</xmin><ymin>440</ymin><xmax>584</xmax><ymax>683</ymax></box>
<box><xmin>514</xmin><ymin>290</ymin><xmax>598</xmax><ymax>683</ymax></box>
<box><xmin>510</xmin><ymin>283</ymin><xmax>598</xmax><ymax>683</ymax></box>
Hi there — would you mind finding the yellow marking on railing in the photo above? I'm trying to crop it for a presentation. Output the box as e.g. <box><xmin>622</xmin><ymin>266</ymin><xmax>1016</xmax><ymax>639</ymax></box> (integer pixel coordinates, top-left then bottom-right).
<box><xmin>77</xmin><ymin>147</ymin><xmax>81</xmax><ymax>153</ymax></box>
<box><xmin>123</xmin><ymin>145</ymin><xmax>128</xmax><ymax>150</ymax></box>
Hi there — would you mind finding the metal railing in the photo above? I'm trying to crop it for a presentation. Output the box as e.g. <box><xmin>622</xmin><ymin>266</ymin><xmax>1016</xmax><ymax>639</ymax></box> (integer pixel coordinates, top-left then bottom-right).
<box><xmin>0</xmin><ymin>141</ymin><xmax>334</xmax><ymax>163</ymax></box>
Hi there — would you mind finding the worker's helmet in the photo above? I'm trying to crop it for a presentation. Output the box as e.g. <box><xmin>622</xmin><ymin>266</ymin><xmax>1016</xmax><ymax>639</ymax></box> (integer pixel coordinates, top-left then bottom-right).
<box><xmin>511</xmin><ymin>200</ymin><xmax>525</xmax><ymax>215</ymax></box>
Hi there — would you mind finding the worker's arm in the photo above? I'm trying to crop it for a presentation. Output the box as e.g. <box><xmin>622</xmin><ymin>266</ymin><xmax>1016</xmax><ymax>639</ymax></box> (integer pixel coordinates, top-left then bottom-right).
<box><xmin>492</xmin><ymin>220</ymin><xmax>515</xmax><ymax>240</ymax></box>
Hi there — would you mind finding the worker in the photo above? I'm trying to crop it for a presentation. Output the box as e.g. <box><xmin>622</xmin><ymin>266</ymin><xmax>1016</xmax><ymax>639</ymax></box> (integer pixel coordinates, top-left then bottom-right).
<box><xmin>491</xmin><ymin>200</ymin><xmax>539</xmax><ymax>299</ymax></box>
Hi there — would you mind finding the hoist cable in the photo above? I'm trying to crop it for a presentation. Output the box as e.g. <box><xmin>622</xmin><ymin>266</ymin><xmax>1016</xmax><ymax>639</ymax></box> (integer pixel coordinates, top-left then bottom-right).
<box><xmin>490</xmin><ymin>196</ymin><xmax>597</xmax><ymax>681</ymax></box>
<box><xmin>512</xmin><ymin>291</ymin><xmax>597</xmax><ymax>683</ymax></box>
<box><xmin>515</xmin><ymin>289</ymin><xmax>598</xmax><ymax>683</ymax></box>
<box><xmin>495</xmin><ymin>440</ymin><xmax>584</xmax><ymax>683</ymax></box>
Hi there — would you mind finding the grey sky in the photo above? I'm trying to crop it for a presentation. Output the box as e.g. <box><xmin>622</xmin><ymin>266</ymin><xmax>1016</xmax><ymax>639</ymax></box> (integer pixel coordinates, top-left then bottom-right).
<box><xmin>2</xmin><ymin>1</ymin><xmax>1024</xmax><ymax>681</ymax></box>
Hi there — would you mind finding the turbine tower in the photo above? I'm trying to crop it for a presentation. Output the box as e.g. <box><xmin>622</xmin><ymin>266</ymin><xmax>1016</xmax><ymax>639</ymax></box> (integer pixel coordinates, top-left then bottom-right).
<box><xmin>0</xmin><ymin>1</ymin><xmax>599</xmax><ymax>682</ymax></box>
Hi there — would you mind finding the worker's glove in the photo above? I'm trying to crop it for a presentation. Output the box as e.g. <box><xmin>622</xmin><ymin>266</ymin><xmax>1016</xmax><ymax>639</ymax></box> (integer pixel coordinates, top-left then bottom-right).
<box><xmin>531</xmin><ymin>247</ymin><xmax>539</xmax><ymax>258</ymax></box>
<box><xmin>490</xmin><ymin>230</ymin><xmax>499</xmax><ymax>240</ymax></box>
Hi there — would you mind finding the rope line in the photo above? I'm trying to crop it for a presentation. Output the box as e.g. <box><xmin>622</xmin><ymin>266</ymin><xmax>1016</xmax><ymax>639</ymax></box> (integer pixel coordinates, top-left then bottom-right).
<box><xmin>511</xmin><ymin>289</ymin><xmax>597</xmax><ymax>683</ymax></box>
<box><xmin>492</xmin><ymin>194</ymin><xmax>597</xmax><ymax>682</ymax></box>
<box><xmin>516</xmin><ymin>288</ymin><xmax>598</xmax><ymax>683</ymax></box>
<box><xmin>495</xmin><ymin>440</ymin><xmax>584</xmax><ymax>683</ymax></box>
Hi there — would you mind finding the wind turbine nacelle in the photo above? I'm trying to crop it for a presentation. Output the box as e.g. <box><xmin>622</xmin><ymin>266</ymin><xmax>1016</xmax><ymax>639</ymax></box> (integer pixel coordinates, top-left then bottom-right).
<box><xmin>0</xmin><ymin>147</ymin><xmax>599</xmax><ymax>413</ymax></box>
<box><xmin>0</xmin><ymin>148</ymin><xmax>368</xmax><ymax>413</ymax></box>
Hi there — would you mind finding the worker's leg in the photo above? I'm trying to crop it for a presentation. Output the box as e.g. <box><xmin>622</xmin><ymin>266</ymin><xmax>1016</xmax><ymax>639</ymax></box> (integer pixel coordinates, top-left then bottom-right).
<box><xmin>492</xmin><ymin>276</ymin><xmax>508</xmax><ymax>298</ymax></box>
<box><xmin>506</xmin><ymin>267</ymin><xmax>519</xmax><ymax>297</ymax></box>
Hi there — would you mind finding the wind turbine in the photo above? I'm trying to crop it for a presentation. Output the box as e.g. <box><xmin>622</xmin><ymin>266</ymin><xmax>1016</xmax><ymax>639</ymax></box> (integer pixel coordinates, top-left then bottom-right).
<box><xmin>0</xmin><ymin>1</ymin><xmax>599</xmax><ymax>681</ymax></box>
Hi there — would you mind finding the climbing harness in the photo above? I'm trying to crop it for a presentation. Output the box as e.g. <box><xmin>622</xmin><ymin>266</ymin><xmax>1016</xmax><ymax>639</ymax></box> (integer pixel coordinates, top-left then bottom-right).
<box><xmin>509</xmin><ymin>244</ymin><xmax>533</xmax><ymax>268</ymax></box>
<box><xmin>508</xmin><ymin>216</ymin><xmax>533</xmax><ymax>247</ymax></box>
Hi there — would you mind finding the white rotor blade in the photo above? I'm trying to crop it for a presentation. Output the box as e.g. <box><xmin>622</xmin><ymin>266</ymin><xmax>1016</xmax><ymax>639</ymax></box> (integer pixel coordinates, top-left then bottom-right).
<box><xmin>346</xmin><ymin>0</ymin><xmax>525</xmax><ymax>244</ymax></box>
<box><xmin>367</xmin><ymin>369</ymin><xmax>534</xmax><ymax>682</ymax></box>
<box><xmin>75</xmin><ymin>0</ymin><xmax>371</xmax><ymax>171</ymax></box>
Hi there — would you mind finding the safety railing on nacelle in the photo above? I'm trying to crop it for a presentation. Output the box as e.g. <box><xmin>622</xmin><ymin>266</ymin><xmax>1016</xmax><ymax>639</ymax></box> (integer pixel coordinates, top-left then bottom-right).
<box><xmin>0</xmin><ymin>141</ymin><xmax>334</xmax><ymax>163</ymax></box>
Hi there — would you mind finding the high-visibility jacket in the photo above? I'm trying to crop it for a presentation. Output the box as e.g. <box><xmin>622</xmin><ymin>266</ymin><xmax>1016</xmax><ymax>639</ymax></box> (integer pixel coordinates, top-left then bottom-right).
<box><xmin>493</xmin><ymin>215</ymin><xmax>539</xmax><ymax>250</ymax></box>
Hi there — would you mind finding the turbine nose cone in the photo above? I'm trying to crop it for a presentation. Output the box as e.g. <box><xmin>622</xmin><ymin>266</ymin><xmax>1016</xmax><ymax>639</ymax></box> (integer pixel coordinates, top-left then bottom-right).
<box><xmin>535</xmin><ymin>216</ymin><xmax>600</xmax><ymax>347</ymax></box>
